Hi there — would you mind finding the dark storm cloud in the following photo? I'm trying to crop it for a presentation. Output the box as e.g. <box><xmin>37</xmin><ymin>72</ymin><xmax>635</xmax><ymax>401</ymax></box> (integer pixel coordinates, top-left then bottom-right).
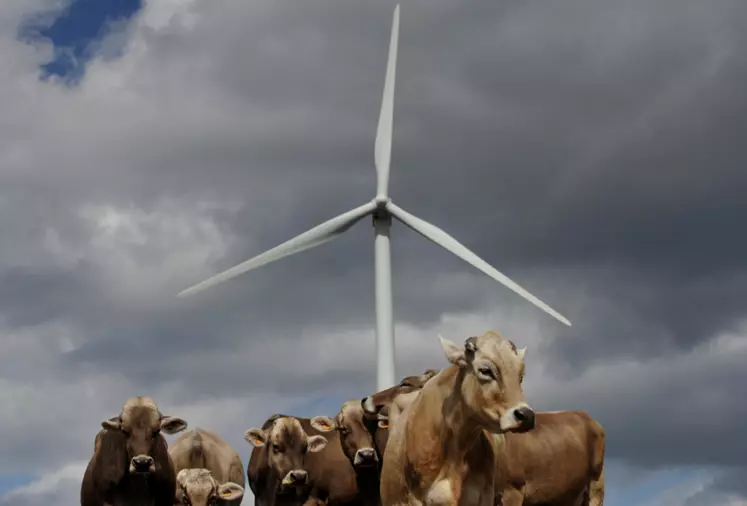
<box><xmin>4</xmin><ymin>0</ymin><xmax>747</xmax><ymax>385</ymax></box>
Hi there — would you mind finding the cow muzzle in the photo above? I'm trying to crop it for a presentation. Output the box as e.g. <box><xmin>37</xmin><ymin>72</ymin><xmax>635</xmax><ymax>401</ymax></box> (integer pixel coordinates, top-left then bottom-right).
<box><xmin>499</xmin><ymin>404</ymin><xmax>536</xmax><ymax>432</ymax></box>
<box><xmin>281</xmin><ymin>470</ymin><xmax>308</xmax><ymax>488</ymax></box>
<box><xmin>353</xmin><ymin>447</ymin><xmax>378</xmax><ymax>468</ymax></box>
<box><xmin>130</xmin><ymin>455</ymin><xmax>155</xmax><ymax>474</ymax></box>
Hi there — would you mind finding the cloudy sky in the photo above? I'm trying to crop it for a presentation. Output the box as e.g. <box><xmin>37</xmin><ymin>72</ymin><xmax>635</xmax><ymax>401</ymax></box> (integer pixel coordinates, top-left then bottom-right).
<box><xmin>1</xmin><ymin>0</ymin><xmax>746</xmax><ymax>504</ymax></box>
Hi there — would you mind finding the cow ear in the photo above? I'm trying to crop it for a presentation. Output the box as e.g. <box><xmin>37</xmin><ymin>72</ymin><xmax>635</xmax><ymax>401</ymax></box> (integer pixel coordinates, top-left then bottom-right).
<box><xmin>310</xmin><ymin>416</ymin><xmax>336</xmax><ymax>432</ymax></box>
<box><xmin>245</xmin><ymin>429</ymin><xmax>267</xmax><ymax>447</ymax></box>
<box><xmin>516</xmin><ymin>347</ymin><xmax>526</xmax><ymax>360</ymax></box>
<box><xmin>160</xmin><ymin>416</ymin><xmax>188</xmax><ymax>434</ymax></box>
<box><xmin>307</xmin><ymin>435</ymin><xmax>328</xmax><ymax>453</ymax></box>
<box><xmin>101</xmin><ymin>416</ymin><xmax>121</xmax><ymax>431</ymax></box>
<box><xmin>217</xmin><ymin>482</ymin><xmax>244</xmax><ymax>501</ymax></box>
<box><xmin>439</xmin><ymin>334</ymin><xmax>467</xmax><ymax>367</ymax></box>
<box><xmin>377</xmin><ymin>419</ymin><xmax>389</xmax><ymax>429</ymax></box>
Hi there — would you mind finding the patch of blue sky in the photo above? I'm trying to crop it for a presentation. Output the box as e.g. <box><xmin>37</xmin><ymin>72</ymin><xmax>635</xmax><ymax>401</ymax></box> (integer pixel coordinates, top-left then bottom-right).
<box><xmin>17</xmin><ymin>0</ymin><xmax>143</xmax><ymax>82</ymax></box>
<box><xmin>0</xmin><ymin>475</ymin><xmax>34</xmax><ymax>495</ymax></box>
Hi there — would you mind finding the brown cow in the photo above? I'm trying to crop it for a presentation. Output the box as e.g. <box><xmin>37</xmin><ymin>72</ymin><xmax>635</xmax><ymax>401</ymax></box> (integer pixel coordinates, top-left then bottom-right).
<box><xmin>361</xmin><ymin>369</ymin><xmax>439</xmax><ymax>440</ymax></box>
<box><xmin>368</xmin><ymin>375</ymin><xmax>606</xmax><ymax>505</ymax></box>
<box><xmin>308</xmin><ymin>401</ymin><xmax>385</xmax><ymax>506</ymax></box>
<box><xmin>80</xmin><ymin>396</ymin><xmax>188</xmax><ymax>506</ymax></box>
<box><xmin>380</xmin><ymin>332</ymin><xmax>535</xmax><ymax>506</ymax></box>
<box><xmin>360</xmin><ymin>369</ymin><xmax>438</xmax><ymax>419</ymax></box>
<box><xmin>245</xmin><ymin>415</ymin><xmax>339</xmax><ymax>506</ymax></box>
<box><xmin>170</xmin><ymin>427</ymin><xmax>245</xmax><ymax>506</ymax></box>
<box><xmin>494</xmin><ymin>411</ymin><xmax>606</xmax><ymax>506</ymax></box>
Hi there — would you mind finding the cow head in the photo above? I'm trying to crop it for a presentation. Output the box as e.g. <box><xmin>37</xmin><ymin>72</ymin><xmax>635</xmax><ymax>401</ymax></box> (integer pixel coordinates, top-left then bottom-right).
<box><xmin>100</xmin><ymin>396</ymin><xmax>188</xmax><ymax>474</ymax></box>
<box><xmin>360</xmin><ymin>369</ymin><xmax>438</xmax><ymax>421</ymax></box>
<box><xmin>439</xmin><ymin>331</ymin><xmax>535</xmax><ymax>433</ymax></box>
<box><xmin>312</xmin><ymin>402</ymin><xmax>379</xmax><ymax>470</ymax></box>
<box><xmin>175</xmin><ymin>468</ymin><xmax>244</xmax><ymax>506</ymax></box>
<box><xmin>245</xmin><ymin>416</ymin><xmax>328</xmax><ymax>491</ymax></box>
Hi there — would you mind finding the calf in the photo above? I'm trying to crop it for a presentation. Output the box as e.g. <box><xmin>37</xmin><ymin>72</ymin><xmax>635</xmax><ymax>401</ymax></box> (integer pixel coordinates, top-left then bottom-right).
<box><xmin>170</xmin><ymin>427</ymin><xmax>245</xmax><ymax>506</ymax></box>
<box><xmin>245</xmin><ymin>415</ymin><xmax>338</xmax><ymax>506</ymax></box>
<box><xmin>80</xmin><ymin>396</ymin><xmax>188</xmax><ymax>506</ymax></box>
<box><xmin>495</xmin><ymin>411</ymin><xmax>605</xmax><ymax>506</ymax></box>
<box><xmin>380</xmin><ymin>332</ymin><xmax>536</xmax><ymax>506</ymax></box>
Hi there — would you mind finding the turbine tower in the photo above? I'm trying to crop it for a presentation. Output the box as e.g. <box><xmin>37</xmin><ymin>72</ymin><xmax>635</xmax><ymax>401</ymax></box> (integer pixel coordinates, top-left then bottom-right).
<box><xmin>176</xmin><ymin>4</ymin><xmax>571</xmax><ymax>392</ymax></box>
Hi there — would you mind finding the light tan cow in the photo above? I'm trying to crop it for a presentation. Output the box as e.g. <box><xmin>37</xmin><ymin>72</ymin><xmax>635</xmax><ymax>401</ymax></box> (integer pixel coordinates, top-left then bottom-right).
<box><xmin>245</xmin><ymin>415</ymin><xmax>333</xmax><ymax>506</ymax></box>
<box><xmin>368</xmin><ymin>375</ymin><xmax>606</xmax><ymax>506</ymax></box>
<box><xmin>170</xmin><ymin>428</ymin><xmax>246</xmax><ymax>506</ymax></box>
<box><xmin>380</xmin><ymin>331</ymin><xmax>535</xmax><ymax>506</ymax></box>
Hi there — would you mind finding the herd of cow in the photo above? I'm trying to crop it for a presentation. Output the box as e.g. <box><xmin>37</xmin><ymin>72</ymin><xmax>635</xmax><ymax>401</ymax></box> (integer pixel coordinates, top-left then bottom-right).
<box><xmin>80</xmin><ymin>331</ymin><xmax>606</xmax><ymax>506</ymax></box>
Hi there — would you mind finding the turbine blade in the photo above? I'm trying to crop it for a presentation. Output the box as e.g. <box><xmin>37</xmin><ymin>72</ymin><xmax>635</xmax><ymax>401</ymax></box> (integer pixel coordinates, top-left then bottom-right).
<box><xmin>374</xmin><ymin>4</ymin><xmax>400</xmax><ymax>199</ymax></box>
<box><xmin>177</xmin><ymin>201</ymin><xmax>377</xmax><ymax>298</ymax></box>
<box><xmin>387</xmin><ymin>202</ymin><xmax>572</xmax><ymax>326</ymax></box>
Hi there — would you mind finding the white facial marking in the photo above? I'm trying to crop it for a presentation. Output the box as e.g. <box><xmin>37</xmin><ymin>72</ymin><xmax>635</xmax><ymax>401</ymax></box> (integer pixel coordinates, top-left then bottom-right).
<box><xmin>361</xmin><ymin>396</ymin><xmax>376</xmax><ymax>414</ymax></box>
<box><xmin>426</xmin><ymin>479</ymin><xmax>453</xmax><ymax>506</ymax></box>
<box><xmin>353</xmin><ymin>447</ymin><xmax>378</xmax><ymax>466</ymax></box>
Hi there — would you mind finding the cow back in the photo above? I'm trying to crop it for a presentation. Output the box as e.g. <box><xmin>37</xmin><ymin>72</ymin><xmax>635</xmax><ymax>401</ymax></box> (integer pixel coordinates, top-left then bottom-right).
<box><xmin>171</xmin><ymin>428</ymin><xmax>246</xmax><ymax>488</ymax></box>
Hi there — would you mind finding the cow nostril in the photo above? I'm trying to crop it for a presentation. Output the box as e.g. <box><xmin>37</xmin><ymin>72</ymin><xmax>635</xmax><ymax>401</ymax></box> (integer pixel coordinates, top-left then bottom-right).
<box><xmin>290</xmin><ymin>471</ymin><xmax>307</xmax><ymax>483</ymax></box>
<box><xmin>131</xmin><ymin>456</ymin><xmax>153</xmax><ymax>469</ymax></box>
<box><xmin>514</xmin><ymin>407</ymin><xmax>536</xmax><ymax>428</ymax></box>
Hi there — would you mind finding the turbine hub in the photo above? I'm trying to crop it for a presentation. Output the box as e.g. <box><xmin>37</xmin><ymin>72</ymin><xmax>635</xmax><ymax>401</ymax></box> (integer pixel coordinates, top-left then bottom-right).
<box><xmin>374</xmin><ymin>195</ymin><xmax>390</xmax><ymax>207</ymax></box>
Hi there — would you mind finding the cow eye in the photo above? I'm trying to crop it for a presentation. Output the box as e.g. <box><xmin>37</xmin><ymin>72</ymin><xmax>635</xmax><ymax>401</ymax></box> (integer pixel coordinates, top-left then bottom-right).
<box><xmin>338</xmin><ymin>427</ymin><xmax>349</xmax><ymax>435</ymax></box>
<box><xmin>477</xmin><ymin>366</ymin><xmax>495</xmax><ymax>380</ymax></box>
<box><xmin>272</xmin><ymin>444</ymin><xmax>282</xmax><ymax>453</ymax></box>
<box><xmin>152</xmin><ymin>429</ymin><xmax>160</xmax><ymax>437</ymax></box>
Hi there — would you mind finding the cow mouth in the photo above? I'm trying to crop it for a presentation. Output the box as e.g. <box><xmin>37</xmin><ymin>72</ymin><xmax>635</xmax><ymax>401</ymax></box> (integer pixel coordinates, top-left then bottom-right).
<box><xmin>130</xmin><ymin>467</ymin><xmax>154</xmax><ymax>475</ymax></box>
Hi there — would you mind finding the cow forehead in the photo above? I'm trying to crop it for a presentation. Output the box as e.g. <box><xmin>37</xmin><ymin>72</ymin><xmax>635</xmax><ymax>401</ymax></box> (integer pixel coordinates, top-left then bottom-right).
<box><xmin>182</xmin><ymin>469</ymin><xmax>215</xmax><ymax>498</ymax></box>
<box><xmin>271</xmin><ymin>417</ymin><xmax>305</xmax><ymax>445</ymax></box>
<box><xmin>121</xmin><ymin>397</ymin><xmax>160</xmax><ymax>427</ymax></box>
<box><xmin>340</xmin><ymin>400</ymin><xmax>364</xmax><ymax>422</ymax></box>
<box><xmin>474</xmin><ymin>332</ymin><xmax>521</xmax><ymax>366</ymax></box>
<box><xmin>181</xmin><ymin>468</ymin><xmax>214</xmax><ymax>486</ymax></box>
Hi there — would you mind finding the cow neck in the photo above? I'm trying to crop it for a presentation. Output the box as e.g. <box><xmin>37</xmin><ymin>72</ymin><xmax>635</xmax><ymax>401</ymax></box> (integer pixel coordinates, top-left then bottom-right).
<box><xmin>439</xmin><ymin>366</ymin><xmax>484</xmax><ymax>462</ymax></box>
<box><xmin>354</xmin><ymin>464</ymin><xmax>381</xmax><ymax>506</ymax></box>
<box><xmin>113</xmin><ymin>474</ymin><xmax>156</xmax><ymax>506</ymax></box>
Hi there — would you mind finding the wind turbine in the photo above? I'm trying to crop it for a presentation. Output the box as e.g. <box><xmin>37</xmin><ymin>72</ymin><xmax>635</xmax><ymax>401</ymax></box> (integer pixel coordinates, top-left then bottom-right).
<box><xmin>176</xmin><ymin>4</ymin><xmax>571</xmax><ymax>392</ymax></box>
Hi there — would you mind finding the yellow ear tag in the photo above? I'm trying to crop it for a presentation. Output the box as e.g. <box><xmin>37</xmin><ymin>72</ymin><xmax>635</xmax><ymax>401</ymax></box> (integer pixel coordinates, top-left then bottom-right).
<box><xmin>252</xmin><ymin>437</ymin><xmax>264</xmax><ymax>445</ymax></box>
<box><xmin>378</xmin><ymin>421</ymin><xmax>389</xmax><ymax>429</ymax></box>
